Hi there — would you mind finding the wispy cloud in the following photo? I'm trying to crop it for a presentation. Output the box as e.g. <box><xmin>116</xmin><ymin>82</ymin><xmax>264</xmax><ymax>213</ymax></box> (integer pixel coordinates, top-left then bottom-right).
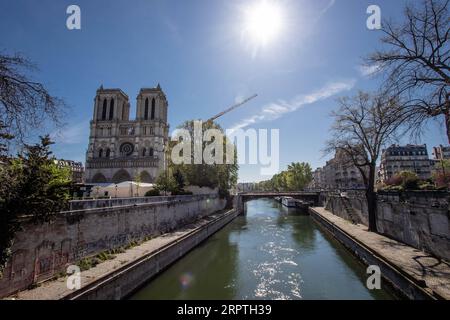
<box><xmin>320</xmin><ymin>0</ymin><xmax>336</xmax><ymax>16</ymax></box>
<box><xmin>358</xmin><ymin>64</ymin><xmax>381</xmax><ymax>77</ymax></box>
<box><xmin>50</xmin><ymin>120</ymin><xmax>89</xmax><ymax>145</ymax></box>
<box><xmin>163</xmin><ymin>17</ymin><xmax>182</xmax><ymax>44</ymax></box>
<box><xmin>228</xmin><ymin>79</ymin><xmax>356</xmax><ymax>132</ymax></box>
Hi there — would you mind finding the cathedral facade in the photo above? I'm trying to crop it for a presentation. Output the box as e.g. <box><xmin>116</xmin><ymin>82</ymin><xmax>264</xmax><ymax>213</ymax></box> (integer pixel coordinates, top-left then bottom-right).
<box><xmin>85</xmin><ymin>85</ymin><xmax>169</xmax><ymax>184</ymax></box>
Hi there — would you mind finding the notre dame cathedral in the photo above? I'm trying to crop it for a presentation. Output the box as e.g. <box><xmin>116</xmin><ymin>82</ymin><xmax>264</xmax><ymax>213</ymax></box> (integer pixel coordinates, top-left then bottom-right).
<box><xmin>85</xmin><ymin>84</ymin><xmax>169</xmax><ymax>184</ymax></box>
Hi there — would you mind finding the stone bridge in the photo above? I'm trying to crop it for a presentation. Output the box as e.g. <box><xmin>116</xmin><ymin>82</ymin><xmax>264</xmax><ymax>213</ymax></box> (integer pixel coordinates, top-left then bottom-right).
<box><xmin>236</xmin><ymin>191</ymin><xmax>320</xmax><ymax>214</ymax></box>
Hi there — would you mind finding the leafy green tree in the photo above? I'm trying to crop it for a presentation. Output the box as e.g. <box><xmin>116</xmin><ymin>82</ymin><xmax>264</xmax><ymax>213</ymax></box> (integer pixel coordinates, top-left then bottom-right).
<box><xmin>254</xmin><ymin>162</ymin><xmax>313</xmax><ymax>191</ymax></box>
<box><xmin>0</xmin><ymin>136</ymin><xmax>71</xmax><ymax>276</ymax></box>
<box><xmin>0</xmin><ymin>121</ymin><xmax>14</xmax><ymax>160</ymax></box>
<box><xmin>134</xmin><ymin>172</ymin><xmax>142</xmax><ymax>196</ymax></box>
<box><xmin>155</xmin><ymin>171</ymin><xmax>177</xmax><ymax>195</ymax></box>
<box><xmin>397</xmin><ymin>171</ymin><xmax>420</xmax><ymax>190</ymax></box>
<box><xmin>433</xmin><ymin>160</ymin><xmax>450</xmax><ymax>188</ymax></box>
<box><xmin>173</xmin><ymin>169</ymin><xmax>185</xmax><ymax>191</ymax></box>
<box><xmin>286</xmin><ymin>162</ymin><xmax>313</xmax><ymax>191</ymax></box>
<box><xmin>169</xmin><ymin>120</ymin><xmax>238</xmax><ymax>198</ymax></box>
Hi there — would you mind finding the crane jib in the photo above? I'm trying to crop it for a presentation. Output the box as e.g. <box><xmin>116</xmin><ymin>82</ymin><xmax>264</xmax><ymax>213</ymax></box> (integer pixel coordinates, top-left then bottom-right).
<box><xmin>207</xmin><ymin>94</ymin><xmax>258</xmax><ymax>122</ymax></box>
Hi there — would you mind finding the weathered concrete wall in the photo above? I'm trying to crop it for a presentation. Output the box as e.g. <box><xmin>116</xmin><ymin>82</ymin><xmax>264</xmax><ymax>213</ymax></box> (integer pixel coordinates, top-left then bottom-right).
<box><xmin>0</xmin><ymin>194</ymin><xmax>226</xmax><ymax>298</ymax></box>
<box><xmin>323</xmin><ymin>191</ymin><xmax>450</xmax><ymax>262</ymax></box>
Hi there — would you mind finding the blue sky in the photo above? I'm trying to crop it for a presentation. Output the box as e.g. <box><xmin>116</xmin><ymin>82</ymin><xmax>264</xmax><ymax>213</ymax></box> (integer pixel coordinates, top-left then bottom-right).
<box><xmin>0</xmin><ymin>0</ymin><xmax>446</xmax><ymax>182</ymax></box>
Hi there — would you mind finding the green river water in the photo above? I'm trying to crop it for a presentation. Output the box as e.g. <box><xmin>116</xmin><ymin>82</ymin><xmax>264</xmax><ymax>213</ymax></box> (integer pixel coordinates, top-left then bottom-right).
<box><xmin>131</xmin><ymin>198</ymin><xmax>397</xmax><ymax>300</ymax></box>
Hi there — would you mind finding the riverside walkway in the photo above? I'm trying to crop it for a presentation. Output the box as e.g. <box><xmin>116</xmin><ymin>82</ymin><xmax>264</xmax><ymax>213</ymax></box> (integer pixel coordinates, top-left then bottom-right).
<box><xmin>310</xmin><ymin>207</ymin><xmax>450</xmax><ymax>300</ymax></box>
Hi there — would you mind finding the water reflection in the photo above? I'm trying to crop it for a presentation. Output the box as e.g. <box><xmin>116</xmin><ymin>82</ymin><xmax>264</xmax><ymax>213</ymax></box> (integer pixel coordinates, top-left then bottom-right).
<box><xmin>130</xmin><ymin>198</ymin><xmax>396</xmax><ymax>300</ymax></box>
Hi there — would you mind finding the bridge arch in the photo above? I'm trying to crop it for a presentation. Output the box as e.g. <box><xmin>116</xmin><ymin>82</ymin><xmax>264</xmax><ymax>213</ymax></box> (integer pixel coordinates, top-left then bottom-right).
<box><xmin>237</xmin><ymin>192</ymin><xmax>320</xmax><ymax>214</ymax></box>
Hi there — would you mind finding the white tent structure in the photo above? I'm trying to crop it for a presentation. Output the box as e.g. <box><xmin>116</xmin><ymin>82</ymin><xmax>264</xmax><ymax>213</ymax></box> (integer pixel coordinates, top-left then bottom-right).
<box><xmin>91</xmin><ymin>181</ymin><xmax>155</xmax><ymax>198</ymax></box>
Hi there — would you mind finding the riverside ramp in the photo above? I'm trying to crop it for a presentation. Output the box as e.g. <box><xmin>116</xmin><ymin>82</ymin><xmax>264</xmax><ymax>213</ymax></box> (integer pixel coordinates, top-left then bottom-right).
<box><xmin>309</xmin><ymin>207</ymin><xmax>450</xmax><ymax>300</ymax></box>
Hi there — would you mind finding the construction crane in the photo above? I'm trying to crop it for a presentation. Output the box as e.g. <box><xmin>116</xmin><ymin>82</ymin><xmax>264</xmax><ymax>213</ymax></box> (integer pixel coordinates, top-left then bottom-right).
<box><xmin>206</xmin><ymin>94</ymin><xmax>258</xmax><ymax>122</ymax></box>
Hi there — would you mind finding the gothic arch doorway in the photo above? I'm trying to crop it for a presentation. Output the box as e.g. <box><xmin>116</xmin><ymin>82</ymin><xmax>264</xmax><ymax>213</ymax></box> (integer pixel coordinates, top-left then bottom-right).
<box><xmin>92</xmin><ymin>173</ymin><xmax>107</xmax><ymax>183</ymax></box>
<box><xmin>112</xmin><ymin>169</ymin><xmax>131</xmax><ymax>183</ymax></box>
<box><xmin>140</xmin><ymin>171</ymin><xmax>152</xmax><ymax>183</ymax></box>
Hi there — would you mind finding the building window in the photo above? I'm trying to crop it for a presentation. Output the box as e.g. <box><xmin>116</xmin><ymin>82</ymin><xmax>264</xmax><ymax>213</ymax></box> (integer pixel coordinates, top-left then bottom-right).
<box><xmin>142</xmin><ymin>148</ymin><xmax>146</xmax><ymax>156</ymax></box>
<box><xmin>99</xmin><ymin>149</ymin><xmax>103</xmax><ymax>158</ymax></box>
<box><xmin>106</xmin><ymin>149</ymin><xmax>110</xmax><ymax>158</ymax></box>
<box><xmin>151</xmin><ymin>98</ymin><xmax>155</xmax><ymax>120</ymax></box>
<box><xmin>144</xmin><ymin>98</ymin><xmax>149</xmax><ymax>120</ymax></box>
<box><xmin>109</xmin><ymin>99</ymin><xmax>114</xmax><ymax>120</ymax></box>
<box><xmin>101</xmin><ymin>99</ymin><xmax>107</xmax><ymax>120</ymax></box>
<box><xmin>122</xmin><ymin>105</ymin><xmax>126</xmax><ymax>120</ymax></box>
<box><xmin>149</xmin><ymin>148</ymin><xmax>154</xmax><ymax>157</ymax></box>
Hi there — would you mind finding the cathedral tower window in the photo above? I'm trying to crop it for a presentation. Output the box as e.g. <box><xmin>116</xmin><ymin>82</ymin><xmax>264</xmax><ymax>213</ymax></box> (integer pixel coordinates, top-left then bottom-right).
<box><xmin>106</xmin><ymin>149</ymin><xmax>110</xmax><ymax>158</ymax></box>
<box><xmin>109</xmin><ymin>99</ymin><xmax>114</xmax><ymax>120</ymax></box>
<box><xmin>101</xmin><ymin>99</ymin><xmax>107</xmax><ymax>120</ymax></box>
<box><xmin>151</xmin><ymin>98</ymin><xmax>155</xmax><ymax>120</ymax></box>
<box><xmin>142</xmin><ymin>148</ymin><xmax>146</xmax><ymax>156</ymax></box>
<box><xmin>99</xmin><ymin>149</ymin><xmax>103</xmax><ymax>158</ymax></box>
<box><xmin>144</xmin><ymin>98</ymin><xmax>149</xmax><ymax>120</ymax></box>
<box><xmin>149</xmin><ymin>148</ymin><xmax>154</xmax><ymax>157</ymax></box>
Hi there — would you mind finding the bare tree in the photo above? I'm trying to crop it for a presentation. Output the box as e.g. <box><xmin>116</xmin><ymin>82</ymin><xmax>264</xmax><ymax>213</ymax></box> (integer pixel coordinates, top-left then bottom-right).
<box><xmin>326</xmin><ymin>92</ymin><xmax>405</xmax><ymax>232</ymax></box>
<box><xmin>366</xmin><ymin>0</ymin><xmax>449</xmax><ymax>142</ymax></box>
<box><xmin>0</xmin><ymin>52</ymin><xmax>66</xmax><ymax>146</ymax></box>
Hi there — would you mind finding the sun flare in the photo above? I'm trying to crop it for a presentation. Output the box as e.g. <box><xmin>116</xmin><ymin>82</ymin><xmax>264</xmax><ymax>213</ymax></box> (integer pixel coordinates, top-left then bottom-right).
<box><xmin>243</xmin><ymin>0</ymin><xmax>284</xmax><ymax>47</ymax></box>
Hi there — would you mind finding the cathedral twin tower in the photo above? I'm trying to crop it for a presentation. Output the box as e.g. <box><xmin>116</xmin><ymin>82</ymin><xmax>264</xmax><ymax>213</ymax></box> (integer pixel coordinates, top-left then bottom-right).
<box><xmin>85</xmin><ymin>84</ymin><xmax>169</xmax><ymax>184</ymax></box>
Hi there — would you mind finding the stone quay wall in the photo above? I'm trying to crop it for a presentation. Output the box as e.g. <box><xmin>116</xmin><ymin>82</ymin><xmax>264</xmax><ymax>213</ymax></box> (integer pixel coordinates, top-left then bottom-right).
<box><xmin>0</xmin><ymin>194</ymin><xmax>226</xmax><ymax>298</ymax></box>
<box><xmin>322</xmin><ymin>191</ymin><xmax>450</xmax><ymax>262</ymax></box>
<box><xmin>65</xmin><ymin>209</ymin><xmax>240</xmax><ymax>300</ymax></box>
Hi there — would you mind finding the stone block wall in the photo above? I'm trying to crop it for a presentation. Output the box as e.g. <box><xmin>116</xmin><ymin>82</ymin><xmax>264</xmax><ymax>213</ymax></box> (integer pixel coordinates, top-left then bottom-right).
<box><xmin>0</xmin><ymin>194</ymin><xmax>225</xmax><ymax>298</ymax></box>
<box><xmin>324</xmin><ymin>191</ymin><xmax>369</xmax><ymax>225</ymax></box>
<box><xmin>323</xmin><ymin>191</ymin><xmax>450</xmax><ymax>262</ymax></box>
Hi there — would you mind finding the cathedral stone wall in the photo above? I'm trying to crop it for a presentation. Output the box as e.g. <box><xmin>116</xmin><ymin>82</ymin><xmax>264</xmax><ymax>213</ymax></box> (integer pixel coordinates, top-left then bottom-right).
<box><xmin>85</xmin><ymin>85</ymin><xmax>169</xmax><ymax>183</ymax></box>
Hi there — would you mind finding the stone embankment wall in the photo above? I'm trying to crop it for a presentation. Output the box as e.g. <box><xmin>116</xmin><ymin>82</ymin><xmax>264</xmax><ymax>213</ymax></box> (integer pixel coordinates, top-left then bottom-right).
<box><xmin>323</xmin><ymin>191</ymin><xmax>450</xmax><ymax>262</ymax></box>
<box><xmin>0</xmin><ymin>194</ymin><xmax>226</xmax><ymax>298</ymax></box>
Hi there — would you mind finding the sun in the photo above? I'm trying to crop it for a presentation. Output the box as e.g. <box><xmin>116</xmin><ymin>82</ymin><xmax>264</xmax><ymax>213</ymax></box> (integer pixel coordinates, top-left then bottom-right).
<box><xmin>242</xmin><ymin>0</ymin><xmax>284</xmax><ymax>47</ymax></box>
